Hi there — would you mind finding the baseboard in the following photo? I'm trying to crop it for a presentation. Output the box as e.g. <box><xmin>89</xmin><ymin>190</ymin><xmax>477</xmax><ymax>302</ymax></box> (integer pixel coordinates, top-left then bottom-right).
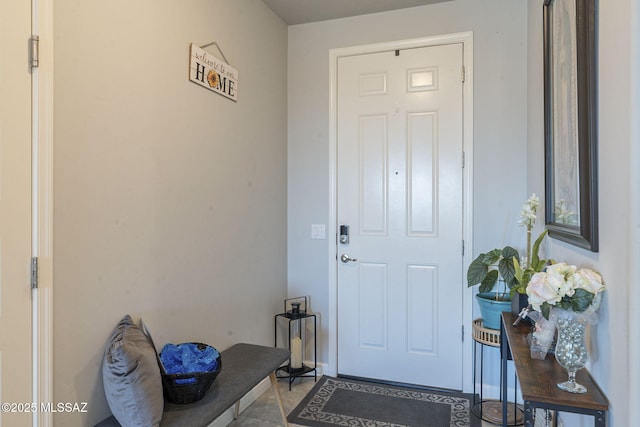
<box><xmin>312</xmin><ymin>362</ymin><xmax>326</xmax><ymax>377</ymax></box>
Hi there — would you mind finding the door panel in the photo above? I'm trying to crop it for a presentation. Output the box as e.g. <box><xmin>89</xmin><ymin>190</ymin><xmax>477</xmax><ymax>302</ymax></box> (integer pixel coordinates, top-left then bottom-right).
<box><xmin>408</xmin><ymin>111</ymin><xmax>436</xmax><ymax>235</ymax></box>
<box><xmin>407</xmin><ymin>265</ymin><xmax>436</xmax><ymax>354</ymax></box>
<box><xmin>337</xmin><ymin>43</ymin><xmax>464</xmax><ymax>390</ymax></box>
<box><xmin>0</xmin><ymin>1</ymin><xmax>33</xmax><ymax>424</ymax></box>
<box><xmin>359</xmin><ymin>262</ymin><xmax>387</xmax><ymax>349</ymax></box>
<box><xmin>360</xmin><ymin>115</ymin><xmax>387</xmax><ymax>234</ymax></box>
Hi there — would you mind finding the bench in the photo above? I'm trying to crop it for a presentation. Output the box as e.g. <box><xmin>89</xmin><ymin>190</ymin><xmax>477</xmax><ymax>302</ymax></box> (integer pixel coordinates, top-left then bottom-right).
<box><xmin>96</xmin><ymin>343</ymin><xmax>290</xmax><ymax>427</ymax></box>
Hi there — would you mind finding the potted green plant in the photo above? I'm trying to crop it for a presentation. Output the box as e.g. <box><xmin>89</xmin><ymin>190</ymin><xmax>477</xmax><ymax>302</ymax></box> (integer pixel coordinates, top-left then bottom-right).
<box><xmin>467</xmin><ymin>245</ymin><xmax>520</xmax><ymax>329</ymax></box>
<box><xmin>467</xmin><ymin>194</ymin><xmax>551</xmax><ymax>329</ymax></box>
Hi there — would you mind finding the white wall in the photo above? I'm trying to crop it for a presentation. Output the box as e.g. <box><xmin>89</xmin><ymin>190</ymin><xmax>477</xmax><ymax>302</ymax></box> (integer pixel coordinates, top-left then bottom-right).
<box><xmin>288</xmin><ymin>0</ymin><xmax>528</xmax><ymax>374</ymax></box>
<box><xmin>53</xmin><ymin>1</ymin><xmax>288</xmax><ymax>425</ymax></box>
<box><xmin>527</xmin><ymin>0</ymin><xmax>636</xmax><ymax>425</ymax></box>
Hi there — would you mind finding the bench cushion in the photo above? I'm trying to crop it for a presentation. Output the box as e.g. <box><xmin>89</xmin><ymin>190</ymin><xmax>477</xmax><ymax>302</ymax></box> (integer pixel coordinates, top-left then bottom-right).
<box><xmin>96</xmin><ymin>343</ymin><xmax>290</xmax><ymax>427</ymax></box>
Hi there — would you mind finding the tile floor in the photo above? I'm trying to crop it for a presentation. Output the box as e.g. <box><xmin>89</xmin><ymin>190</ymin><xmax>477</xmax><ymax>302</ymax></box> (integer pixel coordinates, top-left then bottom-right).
<box><xmin>228</xmin><ymin>376</ymin><xmax>316</xmax><ymax>427</ymax></box>
<box><xmin>228</xmin><ymin>375</ymin><xmax>501</xmax><ymax>427</ymax></box>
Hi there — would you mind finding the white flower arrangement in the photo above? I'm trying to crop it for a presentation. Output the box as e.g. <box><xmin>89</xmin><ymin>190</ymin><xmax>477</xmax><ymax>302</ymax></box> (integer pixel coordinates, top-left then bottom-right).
<box><xmin>518</xmin><ymin>193</ymin><xmax>540</xmax><ymax>230</ymax></box>
<box><xmin>512</xmin><ymin>194</ymin><xmax>549</xmax><ymax>296</ymax></box>
<box><xmin>526</xmin><ymin>262</ymin><xmax>606</xmax><ymax>319</ymax></box>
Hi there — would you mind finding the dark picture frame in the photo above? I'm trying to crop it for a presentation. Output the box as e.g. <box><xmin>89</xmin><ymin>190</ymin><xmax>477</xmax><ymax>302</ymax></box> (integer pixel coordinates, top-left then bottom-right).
<box><xmin>543</xmin><ymin>0</ymin><xmax>598</xmax><ymax>252</ymax></box>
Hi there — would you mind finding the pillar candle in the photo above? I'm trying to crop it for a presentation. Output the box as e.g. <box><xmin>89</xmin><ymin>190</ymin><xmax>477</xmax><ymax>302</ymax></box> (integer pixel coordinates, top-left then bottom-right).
<box><xmin>290</xmin><ymin>336</ymin><xmax>303</xmax><ymax>369</ymax></box>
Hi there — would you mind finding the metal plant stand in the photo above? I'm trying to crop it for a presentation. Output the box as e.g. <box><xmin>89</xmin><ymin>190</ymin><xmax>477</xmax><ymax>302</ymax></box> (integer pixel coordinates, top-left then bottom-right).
<box><xmin>473</xmin><ymin>318</ymin><xmax>523</xmax><ymax>426</ymax></box>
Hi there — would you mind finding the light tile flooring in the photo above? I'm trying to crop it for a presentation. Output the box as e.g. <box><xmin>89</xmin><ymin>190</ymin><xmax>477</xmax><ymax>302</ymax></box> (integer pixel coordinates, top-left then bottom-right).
<box><xmin>228</xmin><ymin>376</ymin><xmax>316</xmax><ymax>427</ymax></box>
<box><xmin>228</xmin><ymin>375</ymin><xmax>501</xmax><ymax>427</ymax></box>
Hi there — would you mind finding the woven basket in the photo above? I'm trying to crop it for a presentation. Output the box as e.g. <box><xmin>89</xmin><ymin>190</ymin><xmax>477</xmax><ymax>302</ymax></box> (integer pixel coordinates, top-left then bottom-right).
<box><xmin>160</xmin><ymin>343</ymin><xmax>222</xmax><ymax>404</ymax></box>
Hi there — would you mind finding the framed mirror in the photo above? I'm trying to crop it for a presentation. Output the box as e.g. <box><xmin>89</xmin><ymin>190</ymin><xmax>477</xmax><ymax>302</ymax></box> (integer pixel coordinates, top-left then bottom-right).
<box><xmin>543</xmin><ymin>0</ymin><xmax>598</xmax><ymax>251</ymax></box>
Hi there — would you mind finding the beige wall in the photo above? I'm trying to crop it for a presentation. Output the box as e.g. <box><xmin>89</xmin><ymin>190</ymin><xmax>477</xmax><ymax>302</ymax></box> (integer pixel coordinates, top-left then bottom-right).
<box><xmin>53</xmin><ymin>1</ymin><xmax>288</xmax><ymax>424</ymax></box>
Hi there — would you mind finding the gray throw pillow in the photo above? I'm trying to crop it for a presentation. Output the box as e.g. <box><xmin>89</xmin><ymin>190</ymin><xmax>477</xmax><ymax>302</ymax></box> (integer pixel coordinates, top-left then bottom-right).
<box><xmin>102</xmin><ymin>315</ymin><xmax>163</xmax><ymax>427</ymax></box>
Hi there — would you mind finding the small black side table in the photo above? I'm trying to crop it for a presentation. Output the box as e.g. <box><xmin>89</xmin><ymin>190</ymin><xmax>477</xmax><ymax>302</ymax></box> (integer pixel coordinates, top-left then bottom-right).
<box><xmin>274</xmin><ymin>310</ymin><xmax>317</xmax><ymax>390</ymax></box>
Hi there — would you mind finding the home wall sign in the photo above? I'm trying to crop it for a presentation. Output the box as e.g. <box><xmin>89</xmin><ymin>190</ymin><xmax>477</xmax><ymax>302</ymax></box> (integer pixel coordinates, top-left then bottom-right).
<box><xmin>189</xmin><ymin>43</ymin><xmax>238</xmax><ymax>102</ymax></box>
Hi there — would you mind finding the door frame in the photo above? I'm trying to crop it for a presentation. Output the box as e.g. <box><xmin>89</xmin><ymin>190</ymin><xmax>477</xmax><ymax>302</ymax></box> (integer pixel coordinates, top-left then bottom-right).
<box><xmin>328</xmin><ymin>32</ymin><xmax>474</xmax><ymax>392</ymax></box>
<box><xmin>33</xmin><ymin>0</ymin><xmax>54</xmax><ymax>424</ymax></box>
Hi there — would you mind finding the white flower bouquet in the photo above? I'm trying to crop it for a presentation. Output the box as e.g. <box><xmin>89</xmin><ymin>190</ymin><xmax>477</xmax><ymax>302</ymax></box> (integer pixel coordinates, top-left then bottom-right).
<box><xmin>526</xmin><ymin>262</ymin><xmax>606</xmax><ymax>320</ymax></box>
<box><xmin>526</xmin><ymin>263</ymin><xmax>605</xmax><ymax>359</ymax></box>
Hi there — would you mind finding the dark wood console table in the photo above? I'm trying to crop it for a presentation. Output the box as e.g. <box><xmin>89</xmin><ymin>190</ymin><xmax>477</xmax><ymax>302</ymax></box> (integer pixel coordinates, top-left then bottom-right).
<box><xmin>500</xmin><ymin>312</ymin><xmax>609</xmax><ymax>427</ymax></box>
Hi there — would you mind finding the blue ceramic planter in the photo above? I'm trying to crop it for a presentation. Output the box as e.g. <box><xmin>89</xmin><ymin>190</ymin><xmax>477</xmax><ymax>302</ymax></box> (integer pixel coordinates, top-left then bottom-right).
<box><xmin>476</xmin><ymin>292</ymin><xmax>512</xmax><ymax>330</ymax></box>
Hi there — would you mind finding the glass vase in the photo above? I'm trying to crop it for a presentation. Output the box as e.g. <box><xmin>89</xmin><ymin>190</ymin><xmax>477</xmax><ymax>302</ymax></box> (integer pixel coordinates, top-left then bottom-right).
<box><xmin>554</xmin><ymin>310</ymin><xmax>589</xmax><ymax>393</ymax></box>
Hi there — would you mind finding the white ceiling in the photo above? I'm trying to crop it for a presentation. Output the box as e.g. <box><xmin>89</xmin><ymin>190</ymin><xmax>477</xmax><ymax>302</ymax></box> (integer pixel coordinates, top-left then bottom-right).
<box><xmin>261</xmin><ymin>0</ymin><xmax>452</xmax><ymax>25</ymax></box>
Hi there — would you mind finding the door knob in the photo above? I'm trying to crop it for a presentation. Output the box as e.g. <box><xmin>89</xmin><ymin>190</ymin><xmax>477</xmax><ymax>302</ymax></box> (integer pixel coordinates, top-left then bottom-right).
<box><xmin>340</xmin><ymin>254</ymin><xmax>357</xmax><ymax>263</ymax></box>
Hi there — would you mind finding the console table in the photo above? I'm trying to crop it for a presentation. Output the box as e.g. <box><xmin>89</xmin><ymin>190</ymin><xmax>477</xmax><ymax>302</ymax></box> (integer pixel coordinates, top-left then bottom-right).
<box><xmin>500</xmin><ymin>312</ymin><xmax>609</xmax><ymax>427</ymax></box>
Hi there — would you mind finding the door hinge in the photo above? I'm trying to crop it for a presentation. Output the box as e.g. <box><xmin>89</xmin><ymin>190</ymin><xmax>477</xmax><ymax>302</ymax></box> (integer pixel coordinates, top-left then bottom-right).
<box><xmin>462</xmin><ymin>240</ymin><xmax>465</xmax><ymax>256</ymax></box>
<box><xmin>462</xmin><ymin>151</ymin><xmax>465</xmax><ymax>168</ymax></box>
<box><xmin>30</xmin><ymin>35</ymin><xmax>40</xmax><ymax>69</ymax></box>
<box><xmin>31</xmin><ymin>257</ymin><xmax>38</xmax><ymax>289</ymax></box>
<box><xmin>461</xmin><ymin>65</ymin><xmax>465</xmax><ymax>83</ymax></box>
<box><xmin>461</xmin><ymin>325</ymin><xmax>465</xmax><ymax>342</ymax></box>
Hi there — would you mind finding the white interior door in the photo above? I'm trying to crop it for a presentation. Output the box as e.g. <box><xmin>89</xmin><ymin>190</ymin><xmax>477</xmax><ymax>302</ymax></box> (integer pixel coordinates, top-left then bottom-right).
<box><xmin>337</xmin><ymin>43</ymin><xmax>464</xmax><ymax>390</ymax></box>
<box><xmin>0</xmin><ymin>1</ymin><xmax>34</xmax><ymax>425</ymax></box>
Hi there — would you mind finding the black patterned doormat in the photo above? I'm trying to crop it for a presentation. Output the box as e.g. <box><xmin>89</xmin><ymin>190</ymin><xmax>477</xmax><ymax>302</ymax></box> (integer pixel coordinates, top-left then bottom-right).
<box><xmin>287</xmin><ymin>376</ymin><xmax>481</xmax><ymax>427</ymax></box>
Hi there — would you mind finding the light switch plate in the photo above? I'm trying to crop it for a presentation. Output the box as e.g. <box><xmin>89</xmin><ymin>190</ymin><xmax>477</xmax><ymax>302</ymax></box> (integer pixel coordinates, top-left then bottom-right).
<box><xmin>311</xmin><ymin>224</ymin><xmax>326</xmax><ymax>239</ymax></box>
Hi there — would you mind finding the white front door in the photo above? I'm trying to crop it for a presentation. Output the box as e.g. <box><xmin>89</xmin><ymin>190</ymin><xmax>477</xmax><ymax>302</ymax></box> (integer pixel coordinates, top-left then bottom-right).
<box><xmin>337</xmin><ymin>43</ymin><xmax>464</xmax><ymax>390</ymax></box>
<box><xmin>0</xmin><ymin>0</ymin><xmax>34</xmax><ymax>424</ymax></box>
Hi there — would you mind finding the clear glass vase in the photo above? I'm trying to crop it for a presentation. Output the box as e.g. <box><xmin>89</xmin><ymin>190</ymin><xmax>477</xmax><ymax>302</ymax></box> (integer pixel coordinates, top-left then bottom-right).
<box><xmin>554</xmin><ymin>310</ymin><xmax>589</xmax><ymax>393</ymax></box>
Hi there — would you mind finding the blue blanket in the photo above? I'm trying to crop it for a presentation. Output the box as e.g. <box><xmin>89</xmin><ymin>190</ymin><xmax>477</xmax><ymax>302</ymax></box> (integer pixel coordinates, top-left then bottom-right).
<box><xmin>160</xmin><ymin>343</ymin><xmax>219</xmax><ymax>375</ymax></box>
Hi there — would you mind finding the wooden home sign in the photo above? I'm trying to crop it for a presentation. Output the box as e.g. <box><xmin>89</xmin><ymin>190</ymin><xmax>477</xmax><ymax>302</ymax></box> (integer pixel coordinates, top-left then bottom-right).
<box><xmin>189</xmin><ymin>43</ymin><xmax>238</xmax><ymax>102</ymax></box>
